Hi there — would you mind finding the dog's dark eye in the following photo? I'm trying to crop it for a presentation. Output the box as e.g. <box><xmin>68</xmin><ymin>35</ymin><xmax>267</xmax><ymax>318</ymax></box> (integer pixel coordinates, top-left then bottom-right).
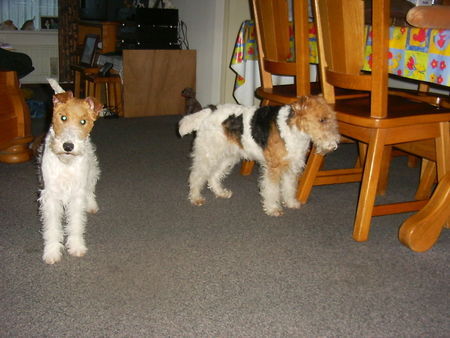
<box><xmin>319</xmin><ymin>118</ymin><xmax>327</xmax><ymax>123</ymax></box>
<box><xmin>80</xmin><ymin>119</ymin><xmax>87</xmax><ymax>125</ymax></box>
<box><xmin>61</xmin><ymin>115</ymin><xmax>67</xmax><ymax>122</ymax></box>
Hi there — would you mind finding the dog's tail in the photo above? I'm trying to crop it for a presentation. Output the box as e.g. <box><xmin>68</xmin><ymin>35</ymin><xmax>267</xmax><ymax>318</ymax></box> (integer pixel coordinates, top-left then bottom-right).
<box><xmin>47</xmin><ymin>78</ymin><xmax>65</xmax><ymax>94</ymax></box>
<box><xmin>178</xmin><ymin>107</ymin><xmax>213</xmax><ymax>137</ymax></box>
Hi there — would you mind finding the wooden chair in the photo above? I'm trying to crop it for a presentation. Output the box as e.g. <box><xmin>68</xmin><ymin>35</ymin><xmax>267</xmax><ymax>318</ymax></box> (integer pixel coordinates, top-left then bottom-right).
<box><xmin>85</xmin><ymin>73</ymin><xmax>123</xmax><ymax>117</ymax></box>
<box><xmin>0</xmin><ymin>71</ymin><xmax>33</xmax><ymax>163</ymax></box>
<box><xmin>297</xmin><ymin>0</ymin><xmax>450</xmax><ymax>242</ymax></box>
<box><xmin>240</xmin><ymin>0</ymin><xmax>315</xmax><ymax>175</ymax></box>
<box><xmin>70</xmin><ymin>64</ymin><xmax>98</xmax><ymax>98</ymax></box>
<box><xmin>241</xmin><ymin>0</ymin><xmax>365</xmax><ymax>175</ymax></box>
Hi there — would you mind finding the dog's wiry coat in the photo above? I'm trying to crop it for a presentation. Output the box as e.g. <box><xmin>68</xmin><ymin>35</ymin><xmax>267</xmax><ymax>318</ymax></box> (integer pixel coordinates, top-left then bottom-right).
<box><xmin>179</xmin><ymin>96</ymin><xmax>340</xmax><ymax>216</ymax></box>
<box><xmin>38</xmin><ymin>86</ymin><xmax>102</xmax><ymax>264</ymax></box>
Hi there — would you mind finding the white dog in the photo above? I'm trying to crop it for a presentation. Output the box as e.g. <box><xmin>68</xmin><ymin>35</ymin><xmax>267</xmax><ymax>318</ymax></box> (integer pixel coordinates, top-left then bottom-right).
<box><xmin>179</xmin><ymin>96</ymin><xmax>340</xmax><ymax>216</ymax></box>
<box><xmin>38</xmin><ymin>79</ymin><xmax>102</xmax><ymax>264</ymax></box>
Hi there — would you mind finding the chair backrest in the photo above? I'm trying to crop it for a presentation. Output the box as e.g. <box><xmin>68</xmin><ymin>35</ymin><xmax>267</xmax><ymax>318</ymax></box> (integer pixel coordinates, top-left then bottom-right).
<box><xmin>252</xmin><ymin>0</ymin><xmax>311</xmax><ymax>96</ymax></box>
<box><xmin>314</xmin><ymin>0</ymin><xmax>390</xmax><ymax>117</ymax></box>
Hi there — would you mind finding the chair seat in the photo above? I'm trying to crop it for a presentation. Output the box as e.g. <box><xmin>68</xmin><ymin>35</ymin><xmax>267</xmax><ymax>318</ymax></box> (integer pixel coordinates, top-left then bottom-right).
<box><xmin>256</xmin><ymin>83</ymin><xmax>368</xmax><ymax>105</ymax></box>
<box><xmin>256</xmin><ymin>83</ymin><xmax>322</xmax><ymax>104</ymax></box>
<box><xmin>334</xmin><ymin>95</ymin><xmax>450</xmax><ymax>129</ymax></box>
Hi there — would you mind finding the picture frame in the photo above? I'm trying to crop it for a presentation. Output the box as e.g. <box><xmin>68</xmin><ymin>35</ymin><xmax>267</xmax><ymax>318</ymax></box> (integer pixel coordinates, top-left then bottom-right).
<box><xmin>40</xmin><ymin>16</ymin><xmax>58</xmax><ymax>30</ymax></box>
<box><xmin>80</xmin><ymin>34</ymin><xmax>99</xmax><ymax>67</ymax></box>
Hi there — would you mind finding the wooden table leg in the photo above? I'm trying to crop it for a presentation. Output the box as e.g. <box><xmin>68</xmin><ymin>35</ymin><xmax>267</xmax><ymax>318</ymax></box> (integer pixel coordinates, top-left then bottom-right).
<box><xmin>399</xmin><ymin>172</ymin><xmax>450</xmax><ymax>252</ymax></box>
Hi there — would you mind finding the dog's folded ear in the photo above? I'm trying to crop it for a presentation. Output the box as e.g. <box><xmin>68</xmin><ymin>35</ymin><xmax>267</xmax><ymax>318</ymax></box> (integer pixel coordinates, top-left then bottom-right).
<box><xmin>290</xmin><ymin>96</ymin><xmax>310</xmax><ymax>116</ymax></box>
<box><xmin>53</xmin><ymin>91</ymin><xmax>74</xmax><ymax>105</ymax></box>
<box><xmin>85</xmin><ymin>97</ymin><xmax>103</xmax><ymax>120</ymax></box>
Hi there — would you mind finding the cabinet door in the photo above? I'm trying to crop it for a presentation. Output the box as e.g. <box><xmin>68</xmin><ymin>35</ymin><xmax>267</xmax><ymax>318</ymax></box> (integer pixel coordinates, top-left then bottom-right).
<box><xmin>123</xmin><ymin>50</ymin><xmax>196</xmax><ymax>117</ymax></box>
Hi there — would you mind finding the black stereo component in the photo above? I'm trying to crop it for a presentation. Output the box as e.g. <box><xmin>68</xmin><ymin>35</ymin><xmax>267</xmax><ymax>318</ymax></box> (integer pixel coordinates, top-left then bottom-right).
<box><xmin>118</xmin><ymin>8</ymin><xmax>180</xmax><ymax>50</ymax></box>
<box><xmin>135</xmin><ymin>8</ymin><xmax>178</xmax><ymax>26</ymax></box>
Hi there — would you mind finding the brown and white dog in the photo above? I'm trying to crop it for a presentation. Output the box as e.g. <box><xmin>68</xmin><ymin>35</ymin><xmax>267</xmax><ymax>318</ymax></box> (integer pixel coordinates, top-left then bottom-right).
<box><xmin>179</xmin><ymin>96</ymin><xmax>340</xmax><ymax>216</ymax></box>
<box><xmin>38</xmin><ymin>79</ymin><xmax>103</xmax><ymax>264</ymax></box>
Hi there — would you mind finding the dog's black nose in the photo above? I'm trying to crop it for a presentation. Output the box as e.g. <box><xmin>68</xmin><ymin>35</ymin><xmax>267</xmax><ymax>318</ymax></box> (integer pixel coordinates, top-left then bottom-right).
<box><xmin>63</xmin><ymin>142</ymin><xmax>74</xmax><ymax>152</ymax></box>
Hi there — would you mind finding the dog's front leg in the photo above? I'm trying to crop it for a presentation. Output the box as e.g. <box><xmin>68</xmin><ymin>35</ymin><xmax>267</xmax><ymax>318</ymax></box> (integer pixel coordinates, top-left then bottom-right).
<box><xmin>40</xmin><ymin>192</ymin><xmax>65</xmax><ymax>264</ymax></box>
<box><xmin>281</xmin><ymin>168</ymin><xmax>301</xmax><ymax>209</ymax></box>
<box><xmin>86</xmin><ymin>160</ymin><xmax>100</xmax><ymax>213</ymax></box>
<box><xmin>259</xmin><ymin>166</ymin><xmax>283</xmax><ymax>216</ymax></box>
<box><xmin>65</xmin><ymin>196</ymin><xmax>88</xmax><ymax>257</ymax></box>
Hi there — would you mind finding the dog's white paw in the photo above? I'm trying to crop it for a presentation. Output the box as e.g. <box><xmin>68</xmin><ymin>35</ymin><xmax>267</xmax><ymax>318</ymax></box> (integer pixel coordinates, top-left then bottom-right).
<box><xmin>66</xmin><ymin>237</ymin><xmax>87</xmax><ymax>257</ymax></box>
<box><xmin>285</xmin><ymin>199</ymin><xmax>301</xmax><ymax>209</ymax></box>
<box><xmin>86</xmin><ymin>199</ymin><xmax>99</xmax><ymax>214</ymax></box>
<box><xmin>87</xmin><ymin>205</ymin><xmax>99</xmax><ymax>214</ymax></box>
<box><xmin>190</xmin><ymin>197</ymin><xmax>206</xmax><ymax>206</ymax></box>
<box><xmin>215</xmin><ymin>189</ymin><xmax>233</xmax><ymax>199</ymax></box>
<box><xmin>43</xmin><ymin>243</ymin><xmax>63</xmax><ymax>264</ymax></box>
<box><xmin>265</xmin><ymin>208</ymin><xmax>284</xmax><ymax>217</ymax></box>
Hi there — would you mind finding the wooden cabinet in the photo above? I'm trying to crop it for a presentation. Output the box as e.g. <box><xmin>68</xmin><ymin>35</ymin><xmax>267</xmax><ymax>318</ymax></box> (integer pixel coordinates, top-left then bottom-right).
<box><xmin>77</xmin><ymin>21</ymin><xmax>119</xmax><ymax>54</ymax></box>
<box><xmin>122</xmin><ymin>49</ymin><xmax>196</xmax><ymax>117</ymax></box>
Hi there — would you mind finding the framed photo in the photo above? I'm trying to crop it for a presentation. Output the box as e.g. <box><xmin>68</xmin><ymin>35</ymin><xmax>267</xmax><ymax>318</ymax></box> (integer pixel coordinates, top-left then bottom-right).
<box><xmin>80</xmin><ymin>34</ymin><xmax>99</xmax><ymax>67</ymax></box>
<box><xmin>41</xmin><ymin>16</ymin><xmax>58</xmax><ymax>30</ymax></box>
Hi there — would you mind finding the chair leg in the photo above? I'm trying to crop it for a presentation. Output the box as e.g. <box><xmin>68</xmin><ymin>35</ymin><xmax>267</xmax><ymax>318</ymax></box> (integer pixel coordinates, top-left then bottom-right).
<box><xmin>415</xmin><ymin>159</ymin><xmax>436</xmax><ymax>200</ymax></box>
<box><xmin>353</xmin><ymin>130</ymin><xmax>386</xmax><ymax>242</ymax></box>
<box><xmin>240</xmin><ymin>160</ymin><xmax>255</xmax><ymax>176</ymax></box>
<box><xmin>95</xmin><ymin>83</ymin><xmax>102</xmax><ymax>102</ymax></box>
<box><xmin>355</xmin><ymin>142</ymin><xmax>367</xmax><ymax>168</ymax></box>
<box><xmin>116</xmin><ymin>82</ymin><xmax>123</xmax><ymax>116</ymax></box>
<box><xmin>435</xmin><ymin>121</ymin><xmax>450</xmax><ymax>228</ymax></box>
<box><xmin>86</xmin><ymin>81</ymin><xmax>93</xmax><ymax>97</ymax></box>
<box><xmin>407</xmin><ymin>155</ymin><xmax>420</xmax><ymax>168</ymax></box>
<box><xmin>74</xmin><ymin>71</ymin><xmax>81</xmax><ymax>97</ymax></box>
<box><xmin>296</xmin><ymin>149</ymin><xmax>325</xmax><ymax>204</ymax></box>
<box><xmin>109</xmin><ymin>82</ymin><xmax>118</xmax><ymax>115</ymax></box>
<box><xmin>399</xmin><ymin>172</ymin><xmax>450</xmax><ymax>252</ymax></box>
<box><xmin>377</xmin><ymin>145</ymin><xmax>392</xmax><ymax>196</ymax></box>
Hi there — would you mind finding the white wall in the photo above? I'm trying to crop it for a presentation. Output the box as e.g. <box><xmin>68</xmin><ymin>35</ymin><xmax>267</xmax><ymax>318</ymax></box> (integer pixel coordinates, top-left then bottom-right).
<box><xmin>171</xmin><ymin>0</ymin><xmax>225</xmax><ymax>106</ymax></box>
<box><xmin>171</xmin><ymin>0</ymin><xmax>251</xmax><ymax>105</ymax></box>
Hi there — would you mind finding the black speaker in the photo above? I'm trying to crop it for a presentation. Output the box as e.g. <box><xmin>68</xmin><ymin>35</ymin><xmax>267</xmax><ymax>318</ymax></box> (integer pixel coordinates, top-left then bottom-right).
<box><xmin>135</xmin><ymin>8</ymin><xmax>178</xmax><ymax>26</ymax></box>
<box><xmin>117</xmin><ymin>8</ymin><xmax>180</xmax><ymax>50</ymax></box>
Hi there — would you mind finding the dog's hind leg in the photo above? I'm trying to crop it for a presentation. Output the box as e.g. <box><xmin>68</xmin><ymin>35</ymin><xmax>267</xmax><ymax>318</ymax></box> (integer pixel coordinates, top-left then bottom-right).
<box><xmin>40</xmin><ymin>193</ymin><xmax>65</xmax><ymax>264</ymax></box>
<box><xmin>259</xmin><ymin>166</ymin><xmax>283</xmax><ymax>216</ymax></box>
<box><xmin>188</xmin><ymin>151</ymin><xmax>211</xmax><ymax>206</ymax></box>
<box><xmin>208</xmin><ymin>156</ymin><xmax>239</xmax><ymax>199</ymax></box>
<box><xmin>280</xmin><ymin>168</ymin><xmax>301</xmax><ymax>209</ymax></box>
<box><xmin>189</xmin><ymin>168</ymin><xmax>208</xmax><ymax>206</ymax></box>
<box><xmin>65</xmin><ymin>197</ymin><xmax>88</xmax><ymax>257</ymax></box>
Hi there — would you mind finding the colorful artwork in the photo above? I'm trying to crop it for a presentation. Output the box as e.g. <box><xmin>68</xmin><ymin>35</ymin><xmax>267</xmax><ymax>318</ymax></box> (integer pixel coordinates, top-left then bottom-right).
<box><xmin>363</xmin><ymin>25</ymin><xmax>450</xmax><ymax>86</ymax></box>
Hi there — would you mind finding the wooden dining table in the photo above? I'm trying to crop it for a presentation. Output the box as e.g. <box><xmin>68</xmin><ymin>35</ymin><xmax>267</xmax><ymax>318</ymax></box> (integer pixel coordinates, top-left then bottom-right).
<box><xmin>230</xmin><ymin>20</ymin><xmax>450</xmax><ymax>251</ymax></box>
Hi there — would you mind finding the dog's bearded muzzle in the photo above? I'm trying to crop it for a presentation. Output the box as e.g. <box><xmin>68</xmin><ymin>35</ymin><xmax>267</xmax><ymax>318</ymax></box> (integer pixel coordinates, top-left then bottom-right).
<box><xmin>50</xmin><ymin>127</ymin><xmax>87</xmax><ymax>157</ymax></box>
<box><xmin>313</xmin><ymin>136</ymin><xmax>340</xmax><ymax>155</ymax></box>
